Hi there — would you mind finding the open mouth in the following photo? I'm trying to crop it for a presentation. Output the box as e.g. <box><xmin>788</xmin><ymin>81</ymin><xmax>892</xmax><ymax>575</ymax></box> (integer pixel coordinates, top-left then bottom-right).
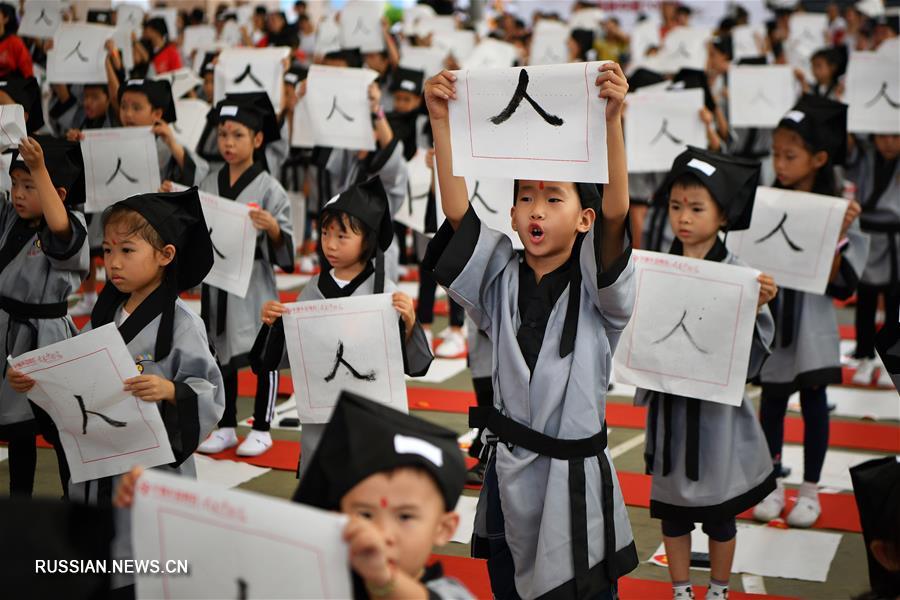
<box><xmin>529</xmin><ymin>224</ymin><xmax>545</xmax><ymax>244</ymax></box>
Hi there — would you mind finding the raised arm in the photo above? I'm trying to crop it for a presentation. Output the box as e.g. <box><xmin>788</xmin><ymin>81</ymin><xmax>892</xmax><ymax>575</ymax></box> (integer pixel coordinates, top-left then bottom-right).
<box><xmin>18</xmin><ymin>138</ymin><xmax>71</xmax><ymax>240</ymax></box>
<box><xmin>596</xmin><ymin>62</ymin><xmax>630</xmax><ymax>270</ymax></box>
<box><xmin>423</xmin><ymin>71</ymin><xmax>469</xmax><ymax>229</ymax></box>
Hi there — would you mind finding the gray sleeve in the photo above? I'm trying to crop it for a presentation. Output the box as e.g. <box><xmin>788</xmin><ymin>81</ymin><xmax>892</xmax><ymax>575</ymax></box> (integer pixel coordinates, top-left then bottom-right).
<box><xmin>263</xmin><ymin>179</ymin><xmax>295</xmax><ymax>273</ymax></box>
<box><xmin>39</xmin><ymin>210</ymin><xmax>90</xmax><ymax>275</ymax></box>
<box><xmin>747</xmin><ymin>304</ymin><xmax>775</xmax><ymax>379</ymax></box>
<box><xmin>580</xmin><ymin>221</ymin><xmax>636</xmax><ymax>337</ymax></box>
<box><xmin>372</xmin><ymin>140</ymin><xmax>408</xmax><ymax>217</ymax></box>
<box><xmin>403</xmin><ymin>320</ymin><xmax>434</xmax><ymax>377</ymax></box>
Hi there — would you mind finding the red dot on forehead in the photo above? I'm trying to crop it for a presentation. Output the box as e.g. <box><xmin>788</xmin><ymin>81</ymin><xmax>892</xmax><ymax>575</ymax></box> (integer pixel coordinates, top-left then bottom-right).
<box><xmin>380</xmin><ymin>497</ymin><xmax>388</xmax><ymax>508</ymax></box>
<box><xmin>538</xmin><ymin>181</ymin><xmax>544</xmax><ymax>190</ymax></box>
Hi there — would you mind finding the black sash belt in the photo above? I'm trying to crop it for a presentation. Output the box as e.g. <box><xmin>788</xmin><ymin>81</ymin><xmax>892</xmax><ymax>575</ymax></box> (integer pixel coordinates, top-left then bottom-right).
<box><xmin>0</xmin><ymin>296</ymin><xmax>68</xmax><ymax>374</ymax></box>
<box><xmin>469</xmin><ymin>406</ymin><xmax>617</xmax><ymax>599</ymax></box>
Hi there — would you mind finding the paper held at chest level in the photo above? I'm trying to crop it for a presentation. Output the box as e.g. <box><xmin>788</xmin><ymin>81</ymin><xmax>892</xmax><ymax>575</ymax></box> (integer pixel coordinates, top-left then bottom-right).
<box><xmin>132</xmin><ymin>469</ymin><xmax>352</xmax><ymax>599</ymax></box>
<box><xmin>613</xmin><ymin>250</ymin><xmax>761</xmax><ymax>407</ymax></box>
<box><xmin>7</xmin><ymin>324</ymin><xmax>175</xmax><ymax>484</ymax></box>
<box><xmin>448</xmin><ymin>62</ymin><xmax>609</xmax><ymax>183</ymax></box>
<box><xmin>281</xmin><ymin>294</ymin><xmax>408</xmax><ymax>424</ymax></box>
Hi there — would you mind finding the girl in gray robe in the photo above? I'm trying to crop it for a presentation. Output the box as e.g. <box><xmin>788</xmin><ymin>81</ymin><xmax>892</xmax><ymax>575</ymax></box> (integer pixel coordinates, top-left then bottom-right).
<box><xmin>0</xmin><ymin>137</ymin><xmax>88</xmax><ymax>496</ymax></box>
<box><xmin>195</xmin><ymin>93</ymin><xmax>295</xmax><ymax>458</ymax></box>
<box><xmin>755</xmin><ymin>95</ymin><xmax>871</xmax><ymax>529</ymax></box>
<box><xmin>250</xmin><ymin>177</ymin><xmax>433</xmax><ymax>477</ymax></box>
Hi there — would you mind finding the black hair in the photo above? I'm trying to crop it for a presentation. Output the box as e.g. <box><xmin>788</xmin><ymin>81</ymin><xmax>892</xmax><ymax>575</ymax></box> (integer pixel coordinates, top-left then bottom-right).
<box><xmin>101</xmin><ymin>205</ymin><xmax>167</xmax><ymax>252</ymax></box>
<box><xmin>320</xmin><ymin>209</ymin><xmax>378</xmax><ymax>263</ymax></box>
<box><xmin>670</xmin><ymin>171</ymin><xmax>707</xmax><ymax>191</ymax></box>
<box><xmin>773</xmin><ymin>125</ymin><xmax>839</xmax><ymax>196</ymax></box>
<box><xmin>83</xmin><ymin>83</ymin><xmax>109</xmax><ymax>95</ymax></box>
<box><xmin>0</xmin><ymin>4</ymin><xmax>18</xmax><ymax>34</ymax></box>
<box><xmin>512</xmin><ymin>180</ymin><xmax>600</xmax><ymax>209</ymax></box>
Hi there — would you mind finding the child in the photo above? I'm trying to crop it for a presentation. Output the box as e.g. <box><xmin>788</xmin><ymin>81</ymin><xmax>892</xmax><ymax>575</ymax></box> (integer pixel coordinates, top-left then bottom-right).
<box><xmin>8</xmin><ymin>187</ymin><xmax>225</xmax><ymax>594</ymax></box>
<box><xmin>846</xmin><ymin>133</ymin><xmax>899</xmax><ymax>387</ymax></box>
<box><xmin>251</xmin><ymin>176</ymin><xmax>433</xmax><ymax>474</ymax></box>
<box><xmin>134</xmin><ymin>17</ymin><xmax>183</xmax><ymax>76</ymax></box>
<box><xmin>0</xmin><ymin>136</ymin><xmax>88</xmax><ymax>496</ymax></box>
<box><xmin>797</xmin><ymin>47</ymin><xmax>845</xmax><ymax>100</ymax></box>
<box><xmin>192</xmin><ymin>92</ymin><xmax>295</xmax><ymax>458</ymax></box>
<box><xmin>115</xmin><ymin>390</ymin><xmax>474</xmax><ymax>599</ymax></box>
<box><xmin>422</xmin><ymin>65</ymin><xmax>638</xmax><ymax>598</ymax></box>
<box><xmin>753</xmin><ymin>95</ymin><xmax>869</xmax><ymax>528</ymax></box>
<box><xmin>636</xmin><ymin>147</ymin><xmax>779</xmax><ymax>600</ymax></box>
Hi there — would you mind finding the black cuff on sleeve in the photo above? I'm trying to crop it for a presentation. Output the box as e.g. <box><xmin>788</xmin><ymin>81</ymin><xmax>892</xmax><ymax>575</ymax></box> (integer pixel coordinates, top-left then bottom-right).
<box><xmin>49</xmin><ymin>94</ymin><xmax>77</xmax><ymax>119</ymax></box>
<box><xmin>826</xmin><ymin>247</ymin><xmax>860</xmax><ymax>300</ymax></box>
<box><xmin>249</xmin><ymin>319</ymin><xmax>285</xmax><ymax>374</ymax></box>
<box><xmin>267</xmin><ymin>230</ymin><xmax>295</xmax><ymax>273</ymax></box>
<box><xmin>595</xmin><ymin>210</ymin><xmax>633</xmax><ymax>289</ymax></box>
<box><xmin>170</xmin><ymin>382</ymin><xmax>200</xmax><ymax>466</ymax></box>
<box><xmin>421</xmin><ymin>204</ymin><xmax>481</xmax><ymax>288</ymax></box>
<box><xmin>39</xmin><ymin>211</ymin><xmax>87</xmax><ymax>261</ymax></box>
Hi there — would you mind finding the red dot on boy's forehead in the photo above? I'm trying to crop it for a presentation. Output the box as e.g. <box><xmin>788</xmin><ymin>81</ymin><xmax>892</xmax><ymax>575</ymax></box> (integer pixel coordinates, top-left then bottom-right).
<box><xmin>538</xmin><ymin>181</ymin><xmax>544</xmax><ymax>190</ymax></box>
<box><xmin>380</xmin><ymin>497</ymin><xmax>388</xmax><ymax>508</ymax></box>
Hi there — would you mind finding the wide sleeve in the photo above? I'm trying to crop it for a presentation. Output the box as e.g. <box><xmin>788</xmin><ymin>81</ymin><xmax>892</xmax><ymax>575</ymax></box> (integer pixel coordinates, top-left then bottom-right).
<box><xmin>421</xmin><ymin>204</ymin><xmax>514</xmax><ymax>335</ymax></box>
<box><xmin>38</xmin><ymin>209</ymin><xmax>89</xmax><ymax>275</ymax></box>
<box><xmin>826</xmin><ymin>222</ymin><xmax>870</xmax><ymax>300</ymax></box>
<box><xmin>747</xmin><ymin>304</ymin><xmax>775</xmax><ymax>380</ymax></box>
<box><xmin>165</xmin><ymin>145</ymin><xmax>210</xmax><ymax>187</ymax></box>
<box><xmin>579</xmin><ymin>212</ymin><xmax>635</xmax><ymax>336</ymax></box>
<box><xmin>368</xmin><ymin>138</ymin><xmax>407</xmax><ymax>218</ymax></box>
<box><xmin>261</xmin><ymin>179</ymin><xmax>295</xmax><ymax>273</ymax></box>
<box><xmin>249</xmin><ymin>319</ymin><xmax>290</xmax><ymax>373</ymax></box>
<box><xmin>161</xmin><ymin>314</ymin><xmax>225</xmax><ymax>466</ymax></box>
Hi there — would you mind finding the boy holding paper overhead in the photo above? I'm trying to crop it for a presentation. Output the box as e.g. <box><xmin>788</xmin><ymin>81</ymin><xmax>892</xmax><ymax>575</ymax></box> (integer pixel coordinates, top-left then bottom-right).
<box><xmin>636</xmin><ymin>147</ymin><xmax>778</xmax><ymax>600</ymax></box>
<box><xmin>251</xmin><ymin>177</ymin><xmax>432</xmax><ymax>476</ymax></box>
<box><xmin>422</xmin><ymin>64</ymin><xmax>637</xmax><ymax>598</ymax></box>
<box><xmin>0</xmin><ymin>136</ymin><xmax>88</xmax><ymax>496</ymax></box>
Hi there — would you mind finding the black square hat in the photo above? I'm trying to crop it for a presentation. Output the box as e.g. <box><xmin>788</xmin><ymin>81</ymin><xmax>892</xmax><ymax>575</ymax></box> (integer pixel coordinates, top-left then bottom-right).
<box><xmin>114</xmin><ymin>187</ymin><xmax>214</xmax><ymax>291</ymax></box>
<box><xmin>850</xmin><ymin>456</ymin><xmax>900</xmax><ymax>596</ymax></box>
<box><xmin>119</xmin><ymin>78</ymin><xmax>178</xmax><ymax>123</ymax></box>
<box><xmin>389</xmin><ymin>67</ymin><xmax>426</xmax><ymax>96</ymax></box>
<box><xmin>200</xmin><ymin>51</ymin><xmax>219</xmax><ymax>76</ymax></box>
<box><xmin>292</xmin><ymin>391</ymin><xmax>467</xmax><ymax>511</ymax></box>
<box><xmin>777</xmin><ymin>94</ymin><xmax>848</xmax><ymax>165</ymax></box>
<box><xmin>629</xmin><ymin>67</ymin><xmax>666</xmax><ymax>92</ymax></box>
<box><xmin>87</xmin><ymin>9</ymin><xmax>113</xmax><ymax>24</ymax></box>
<box><xmin>0</xmin><ymin>77</ymin><xmax>45</xmax><ymax>133</ymax></box>
<box><xmin>208</xmin><ymin>91</ymin><xmax>281</xmax><ymax>145</ymax></box>
<box><xmin>321</xmin><ymin>176</ymin><xmax>394</xmax><ymax>252</ymax></box>
<box><xmin>10</xmin><ymin>135</ymin><xmax>85</xmax><ymax>206</ymax></box>
<box><xmin>670</xmin><ymin>68</ymin><xmax>715</xmax><ymax>111</ymax></box>
<box><xmin>284</xmin><ymin>64</ymin><xmax>308</xmax><ymax>87</ymax></box>
<box><xmin>653</xmin><ymin>146</ymin><xmax>761</xmax><ymax>231</ymax></box>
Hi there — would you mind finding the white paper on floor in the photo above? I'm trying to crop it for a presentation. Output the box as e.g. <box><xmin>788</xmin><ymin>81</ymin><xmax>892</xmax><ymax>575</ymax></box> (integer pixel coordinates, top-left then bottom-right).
<box><xmin>788</xmin><ymin>385</ymin><xmax>900</xmax><ymax>421</ymax></box>
<box><xmin>240</xmin><ymin>396</ymin><xmax>302</xmax><ymax>432</ymax></box>
<box><xmin>781</xmin><ymin>446</ymin><xmax>879</xmax><ymax>491</ymax></box>
<box><xmin>451</xmin><ymin>495</ymin><xmax>479</xmax><ymax>544</ymax></box>
<box><xmin>406</xmin><ymin>359</ymin><xmax>468</xmax><ymax>383</ymax></box>
<box><xmin>276</xmin><ymin>273</ymin><xmax>312</xmax><ymax>291</ymax></box>
<box><xmin>649</xmin><ymin>523</ymin><xmax>841</xmax><ymax>582</ymax></box>
<box><xmin>194</xmin><ymin>455</ymin><xmax>271</xmax><ymax>489</ymax></box>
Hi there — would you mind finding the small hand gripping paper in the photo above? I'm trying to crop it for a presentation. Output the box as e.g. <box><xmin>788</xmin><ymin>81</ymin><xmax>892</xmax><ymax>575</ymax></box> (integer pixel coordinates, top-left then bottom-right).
<box><xmin>7</xmin><ymin>323</ymin><xmax>176</xmax><ymax>483</ymax></box>
<box><xmin>306</xmin><ymin>64</ymin><xmax>379</xmax><ymax>151</ymax></box>
<box><xmin>46</xmin><ymin>23</ymin><xmax>114</xmax><ymax>84</ymax></box>
<box><xmin>449</xmin><ymin>62</ymin><xmax>609</xmax><ymax>183</ymax></box>
<box><xmin>846</xmin><ymin>51</ymin><xmax>900</xmax><ymax>134</ymax></box>
<box><xmin>293</xmin><ymin>390</ymin><xmax>467</xmax><ymax>512</ymax></box>
<box><xmin>132</xmin><ymin>470</ymin><xmax>353</xmax><ymax>600</ymax></box>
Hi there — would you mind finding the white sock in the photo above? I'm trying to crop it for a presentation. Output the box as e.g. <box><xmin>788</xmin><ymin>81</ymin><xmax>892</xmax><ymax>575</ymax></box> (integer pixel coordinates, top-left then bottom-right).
<box><xmin>673</xmin><ymin>581</ymin><xmax>694</xmax><ymax>599</ymax></box>
<box><xmin>799</xmin><ymin>481</ymin><xmax>819</xmax><ymax>500</ymax></box>
<box><xmin>706</xmin><ymin>579</ymin><xmax>728</xmax><ymax>599</ymax></box>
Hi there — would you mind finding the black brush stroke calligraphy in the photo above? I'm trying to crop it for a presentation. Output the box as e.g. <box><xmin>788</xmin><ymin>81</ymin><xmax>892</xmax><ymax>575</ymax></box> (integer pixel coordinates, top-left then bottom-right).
<box><xmin>208</xmin><ymin>227</ymin><xmax>226</xmax><ymax>259</ymax></box>
<box><xmin>864</xmin><ymin>82</ymin><xmax>900</xmax><ymax>109</ymax></box>
<box><xmin>352</xmin><ymin>18</ymin><xmax>371</xmax><ymax>35</ymax></box>
<box><xmin>652</xmin><ymin>309</ymin><xmax>709</xmax><ymax>354</ymax></box>
<box><xmin>673</xmin><ymin>42</ymin><xmax>692</xmax><ymax>58</ymax></box>
<box><xmin>469</xmin><ymin>181</ymin><xmax>498</xmax><ymax>214</ymax></box>
<box><xmin>326</xmin><ymin>96</ymin><xmax>354</xmax><ymax>122</ymax></box>
<box><xmin>75</xmin><ymin>394</ymin><xmax>127</xmax><ymax>435</ymax></box>
<box><xmin>753</xmin><ymin>212</ymin><xmax>804</xmax><ymax>252</ymax></box>
<box><xmin>489</xmin><ymin>69</ymin><xmax>564</xmax><ymax>127</ymax></box>
<box><xmin>105</xmin><ymin>157</ymin><xmax>139</xmax><ymax>185</ymax></box>
<box><xmin>324</xmin><ymin>341</ymin><xmax>376</xmax><ymax>382</ymax></box>
<box><xmin>233</xmin><ymin>64</ymin><xmax>264</xmax><ymax>87</ymax></box>
<box><xmin>236</xmin><ymin>578</ymin><xmax>248</xmax><ymax>600</ymax></box>
<box><xmin>650</xmin><ymin>118</ymin><xmax>683</xmax><ymax>145</ymax></box>
<box><xmin>750</xmin><ymin>89</ymin><xmax>774</xmax><ymax>107</ymax></box>
<box><xmin>36</xmin><ymin>9</ymin><xmax>54</xmax><ymax>26</ymax></box>
<box><xmin>65</xmin><ymin>41</ymin><xmax>89</xmax><ymax>63</ymax></box>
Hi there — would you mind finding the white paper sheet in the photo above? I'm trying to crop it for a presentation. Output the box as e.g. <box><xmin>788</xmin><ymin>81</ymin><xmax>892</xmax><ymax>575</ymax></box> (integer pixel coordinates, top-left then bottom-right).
<box><xmin>655</xmin><ymin>26</ymin><xmax>710</xmax><ymax>73</ymax></box>
<box><xmin>399</xmin><ymin>45</ymin><xmax>448</xmax><ymax>78</ymax></box>
<box><xmin>846</xmin><ymin>51</ymin><xmax>900</xmax><ymax>134</ymax></box>
<box><xmin>111</xmin><ymin>25</ymin><xmax>135</xmax><ymax>72</ymax></box>
<box><xmin>132</xmin><ymin>470</ymin><xmax>353</xmax><ymax>599</ymax></box>
<box><xmin>614</xmin><ymin>250</ymin><xmax>760</xmax><ymax>407</ymax></box>
<box><xmin>306</xmin><ymin>65</ymin><xmax>378</xmax><ymax>151</ymax></box>
<box><xmin>194</xmin><ymin>455</ymin><xmax>271</xmax><ymax>489</ymax></box>
<box><xmin>449</xmin><ymin>62</ymin><xmax>609</xmax><ymax>183</ymax></box>
<box><xmin>282</xmin><ymin>294</ymin><xmax>408</xmax><ymax>423</ymax></box>
<box><xmin>18</xmin><ymin>0</ymin><xmax>63</xmax><ymax>39</ymax></box>
<box><xmin>148</xmin><ymin>8</ymin><xmax>178</xmax><ymax>45</ymax></box>
<box><xmin>781</xmin><ymin>446</ymin><xmax>878</xmax><ymax>491</ymax></box>
<box><xmin>417</xmin><ymin>15</ymin><xmax>456</xmax><ymax>38</ymax></box>
<box><xmin>172</xmin><ymin>98</ymin><xmax>210</xmax><ymax>152</ymax></box>
<box><xmin>395</xmin><ymin>149</ymin><xmax>434</xmax><ymax>233</ymax></box>
<box><xmin>403</xmin><ymin>3</ymin><xmax>435</xmax><ymax>37</ymax></box>
<box><xmin>451</xmin><ymin>495</ymin><xmax>478</xmax><ymax>544</ymax></box>
<box><xmin>529</xmin><ymin>20</ymin><xmax>570</xmax><ymax>66</ymax></box>
<box><xmin>115</xmin><ymin>4</ymin><xmax>145</xmax><ymax>37</ymax></box>
<box><xmin>732</xmin><ymin>24</ymin><xmax>765</xmax><ymax>62</ymax></box>
<box><xmin>789</xmin><ymin>385</ymin><xmax>900</xmax><ymax>421</ymax></box>
<box><xmin>81</xmin><ymin>127</ymin><xmax>161</xmax><ymax>213</ymax></box>
<box><xmin>432</xmin><ymin>30</ymin><xmax>477</xmax><ymax>62</ymax></box>
<box><xmin>197</xmin><ymin>190</ymin><xmax>257</xmax><ymax>298</ymax></box>
<box><xmin>788</xmin><ymin>13</ymin><xmax>828</xmax><ymax>51</ymax></box>
<box><xmin>726</xmin><ymin>186</ymin><xmax>849</xmax><ymax>294</ymax></box>
<box><xmin>214</xmin><ymin>47</ymin><xmax>289</xmax><ymax>113</ymax></box>
<box><xmin>340</xmin><ymin>1</ymin><xmax>385</xmax><ymax>54</ymax></box>
<box><xmin>728</xmin><ymin>65</ymin><xmax>798</xmax><ymax>128</ymax></box>
<box><xmin>0</xmin><ymin>104</ymin><xmax>26</xmax><ymax>151</ymax></box>
<box><xmin>463</xmin><ymin>39</ymin><xmax>519</xmax><ymax>70</ymax></box>
<box><xmin>219</xmin><ymin>20</ymin><xmax>242</xmax><ymax>47</ymax></box>
<box><xmin>650</xmin><ymin>523</ymin><xmax>841</xmax><ymax>582</ymax></box>
<box><xmin>625</xmin><ymin>88</ymin><xmax>706</xmax><ymax>173</ymax></box>
<box><xmin>568</xmin><ymin>8</ymin><xmax>605</xmax><ymax>30</ymax></box>
<box><xmin>8</xmin><ymin>323</ymin><xmax>175</xmax><ymax>484</ymax></box>
<box><xmin>314</xmin><ymin>13</ymin><xmax>342</xmax><ymax>57</ymax></box>
<box><xmin>436</xmin><ymin>173</ymin><xmax>518</xmax><ymax>248</ymax></box>
<box><xmin>46</xmin><ymin>23</ymin><xmax>114</xmax><ymax>84</ymax></box>
<box><xmin>182</xmin><ymin>25</ymin><xmax>217</xmax><ymax>58</ymax></box>
<box><xmin>629</xmin><ymin>19</ymin><xmax>660</xmax><ymax>66</ymax></box>
<box><xmin>290</xmin><ymin>95</ymin><xmax>316</xmax><ymax>148</ymax></box>
<box><xmin>155</xmin><ymin>68</ymin><xmax>202</xmax><ymax>100</ymax></box>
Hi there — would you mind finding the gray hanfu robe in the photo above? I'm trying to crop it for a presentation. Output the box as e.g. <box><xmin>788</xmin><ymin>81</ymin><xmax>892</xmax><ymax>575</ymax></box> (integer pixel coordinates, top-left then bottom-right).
<box><xmin>199</xmin><ymin>162</ymin><xmax>294</xmax><ymax>372</ymax></box>
<box><xmin>424</xmin><ymin>205</ymin><xmax>639</xmax><ymax>599</ymax></box>
<box><xmin>157</xmin><ymin>135</ymin><xmax>209</xmax><ymax>188</ymax></box>
<box><xmin>69</xmin><ymin>294</ymin><xmax>225</xmax><ymax>589</ymax></box>
<box><xmin>250</xmin><ymin>263</ymin><xmax>433</xmax><ymax>475</ymax></box>
<box><xmin>758</xmin><ymin>220</ymin><xmax>870</xmax><ymax>395</ymax></box>
<box><xmin>0</xmin><ymin>204</ymin><xmax>88</xmax><ymax>425</ymax></box>
<box><xmin>635</xmin><ymin>241</ymin><xmax>777</xmax><ymax>521</ymax></box>
<box><xmin>847</xmin><ymin>138</ymin><xmax>900</xmax><ymax>287</ymax></box>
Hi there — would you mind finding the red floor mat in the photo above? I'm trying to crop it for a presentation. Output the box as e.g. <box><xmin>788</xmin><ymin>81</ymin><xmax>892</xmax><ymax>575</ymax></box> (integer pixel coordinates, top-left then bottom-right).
<box><xmin>201</xmin><ymin>437</ymin><xmax>299</xmax><ymax>471</ymax></box>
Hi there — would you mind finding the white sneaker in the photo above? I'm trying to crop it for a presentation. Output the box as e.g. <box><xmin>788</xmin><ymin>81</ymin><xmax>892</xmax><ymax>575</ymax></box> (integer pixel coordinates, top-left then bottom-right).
<box><xmin>236</xmin><ymin>430</ymin><xmax>273</xmax><ymax>457</ymax></box>
<box><xmin>852</xmin><ymin>358</ymin><xmax>877</xmax><ymax>386</ymax></box>
<box><xmin>435</xmin><ymin>330</ymin><xmax>466</xmax><ymax>358</ymax></box>
<box><xmin>197</xmin><ymin>428</ymin><xmax>238</xmax><ymax>454</ymax></box>
<box><xmin>877</xmin><ymin>365</ymin><xmax>893</xmax><ymax>388</ymax></box>
<box><xmin>69</xmin><ymin>292</ymin><xmax>97</xmax><ymax>317</ymax></box>
<box><xmin>786</xmin><ymin>494</ymin><xmax>821</xmax><ymax>528</ymax></box>
<box><xmin>753</xmin><ymin>478</ymin><xmax>785</xmax><ymax>522</ymax></box>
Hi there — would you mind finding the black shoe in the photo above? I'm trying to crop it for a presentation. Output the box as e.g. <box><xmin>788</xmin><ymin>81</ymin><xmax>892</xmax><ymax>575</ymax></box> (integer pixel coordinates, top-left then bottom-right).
<box><xmin>466</xmin><ymin>462</ymin><xmax>486</xmax><ymax>486</ymax></box>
